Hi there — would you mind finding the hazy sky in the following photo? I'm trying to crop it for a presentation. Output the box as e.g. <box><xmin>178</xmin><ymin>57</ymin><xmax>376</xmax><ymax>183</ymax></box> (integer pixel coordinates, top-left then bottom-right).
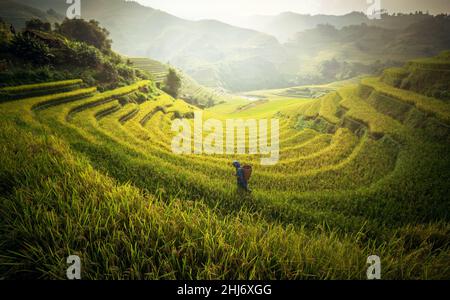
<box><xmin>136</xmin><ymin>0</ymin><xmax>450</xmax><ymax>22</ymax></box>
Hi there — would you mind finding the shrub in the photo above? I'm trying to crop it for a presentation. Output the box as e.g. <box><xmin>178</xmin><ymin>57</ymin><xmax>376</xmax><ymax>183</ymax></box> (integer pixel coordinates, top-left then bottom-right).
<box><xmin>53</xmin><ymin>40</ymin><xmax>102</xmax><ymax>68</ymax></box>
<box><xmin>135</xmin><ymin>92</ymin><xmax>147</xmax><ymax>104</ymax></box>
<box><xmin>9</xmin><ymin>34</ymin><xmax>54</xmax><ymax>65</ymax></box>
<box><xmin>182</xmin><ymin>111</ymin><xmax>195</xmax><ymax>119</ymax></box>
<box><xmin>72</xmin><ymin>41</ymin><xmax>102</xmax><ymax>67</ymax></box>
<box><xmin>96</xmin><ymin>60</ymin><xmax>119</xmax><ymax>83</ymax></box>
<box><xmin>162</xmin><ymin>68</ymin><xmax>181</xmax><ymax>98</ymax></box>
<box><xmin>0</xmin><ymin>19</ymin><xmax>13</xmax><ymax>46</ymax></box>
<box><xmin>25</xmin><ymin>19</ymin><xmax>51</xmax><ymax>32</ymax></box>
<box><xmin>56</xmin><ymin>19</ymin><xmax>112</xmax><ymax>53</ymax></box>
<box><xmin>0</xmin><ymin>66</ymin><xmax>69</xmax><ymax>87</ymax></box>
<box><xmin>117</xmin><ymin>64</ymin><xmax>135</xmax><ymax>81</ymax></box>
<box><xmin>118</xmin><ymin>95</ymin><xmax>131</xmax><ymax>106</ymax></box>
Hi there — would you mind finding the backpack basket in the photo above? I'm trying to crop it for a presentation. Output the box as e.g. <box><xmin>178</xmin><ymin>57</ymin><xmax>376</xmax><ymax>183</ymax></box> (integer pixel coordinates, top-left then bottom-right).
<box><xmin>242</xmin><ymin>165</ymin><xmax>252</xmax><ymax>181</ymax></box>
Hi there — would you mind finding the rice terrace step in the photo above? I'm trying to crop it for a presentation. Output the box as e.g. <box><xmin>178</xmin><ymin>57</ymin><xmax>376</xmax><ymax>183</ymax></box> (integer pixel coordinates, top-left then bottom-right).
<box><xmin>0</xmin><ymin>0</ymin><xmax>449</xmax><ymax>284</ymax></box>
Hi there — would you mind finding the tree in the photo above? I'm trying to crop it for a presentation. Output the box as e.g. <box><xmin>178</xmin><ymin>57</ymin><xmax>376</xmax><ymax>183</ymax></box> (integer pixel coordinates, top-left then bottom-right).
<box><xmin>207</xmin><ymin>97</ymin><xmax>214</xmax><ymax>108</ymax></box>
<box><xmin>63</xmin><ymin>40</ymin><xmax>102</xmax><ymax>67</ymax></box>
<box><xmin>320</xmin><ymin>58</ymin><xmax>341</xmax><ymax>79</ymax></box>
<box><xmin>25</xmin><ymin>19</ymin><xmax>51</xmax><ymax>32</ymax></box>
<box><xmin>9</xmin><ymin>33</ymin><xmax>54</xmax><ymax>65</ymax></box>
<box><xmin>97</xmin><ymin>60</ymin><xmax>119</xmax><ymax>82</ymax></box>
<box><xmin>56</xmin><ymin>19</ymin><xmax>112</xmax><ymax>52</ymax></box>
<box><xmin>0</xmin><ymin>19</ymin><xmax>13</xmax><ymax>45</ymax></box>
<box><xmin>163</xmin><ymin>68</ymin><xmax>181</xmax><ymax>98</ymax></box>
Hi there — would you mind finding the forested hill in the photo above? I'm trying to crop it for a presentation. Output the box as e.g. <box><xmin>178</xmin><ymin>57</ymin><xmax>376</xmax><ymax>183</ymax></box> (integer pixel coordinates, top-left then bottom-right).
<box><xmin>3</xmin><ymin>0</ymin><xmax>450</xmax><ymax>92</ymax></box>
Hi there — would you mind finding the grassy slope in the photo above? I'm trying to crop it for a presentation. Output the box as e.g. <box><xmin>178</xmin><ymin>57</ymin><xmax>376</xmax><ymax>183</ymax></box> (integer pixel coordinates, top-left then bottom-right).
<box><xmin>381</xmin><ymin>51</ymin><xmax>450</xmax><ymax>102</ymax></box>
<box><xmin>129</xmin><ymin>57</ymin><xmax>241</xmax><ymax>107</ymax></box>
<box><xmin>0</xmin><ymin>52</ymin><xmax>449</xmax><ymax>280</ymax></box>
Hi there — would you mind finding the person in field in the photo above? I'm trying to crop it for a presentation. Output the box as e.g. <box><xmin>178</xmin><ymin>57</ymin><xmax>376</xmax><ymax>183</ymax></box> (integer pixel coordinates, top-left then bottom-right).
<box><xmin>232</xmin><ymin>161</ymin><xmax>252</xmax><ymax>193</ymax></box>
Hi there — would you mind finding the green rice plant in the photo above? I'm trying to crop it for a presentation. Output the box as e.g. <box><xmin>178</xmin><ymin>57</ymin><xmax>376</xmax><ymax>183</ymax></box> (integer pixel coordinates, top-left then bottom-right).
<box><xmin>319</xmin><ymin>92</ymin><xmax>341</xmax><ymax>124</ymax></box>
<box><xmin>361</xmin><ymin>77</ymin><xmax>450</xmax><ymax>124</ymax></box>
<box><xmin>66</xmin><ymin>80</ymin><xmax>150</xmax><ymax>120</ymax></box>
<box><xmin>0</xmin><ymin>70</ymin><xmax>449</xmax><ymax>280</ymax></box>
<box><xmin>116</xmin><ymin>103</ymin><xmax>140</xmax><ymax>124</ymax></box>
<box><xmin>0</xmin><ymin>79</ymin><xmax>83</xmax><ymax>93</ymax></box>
<box><xmin>339</xmin><ymin>85</ymin><xmax>408</xmax><ymax>142</ymax></box>
<box><xmin>0</xmin><ymin>80</ymin><xmax>88</xmax><ymax>103</ymax></box>
<box><xmin>31</xmin><ymin>88</ymin><xmax>98</xmax><ymax>111</ymax></box>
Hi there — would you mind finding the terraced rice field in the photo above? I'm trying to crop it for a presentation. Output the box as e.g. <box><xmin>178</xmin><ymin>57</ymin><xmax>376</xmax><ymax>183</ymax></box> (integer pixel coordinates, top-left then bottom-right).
<box><xmin>381</xmin><ymin>50</ymin><xmax>450</xmax><ymax>101</ymax></box>
<box><xmin>0</xmin><ymin>65</ymin><xmax>449</xmax><ymax>279</ymax></box>
<box><xmin>130</xmin><ymin>57</ymin><xmax>234</xmax><ymax>106</ymax></box>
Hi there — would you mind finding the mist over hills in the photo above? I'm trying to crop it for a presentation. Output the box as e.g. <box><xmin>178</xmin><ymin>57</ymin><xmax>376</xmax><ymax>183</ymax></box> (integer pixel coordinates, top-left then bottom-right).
<box><xmin>235</xmin><ymin>11</ymin><xmax>436</xmax><ymax>42</ymax></box>
<box><xmin>10</xmin><ymin>0</ymin><xmax>287</xmax><ymax>92</ymax></box>
<box><xmin>3</xmin><ymin>0</ymin><xmax>450</xmax><ymax>92</ymax></box>
<box><xmin>283</xmin><ymin>16</ymin><xmax>450</xmax><ymax>84</ymax></box>
<box><xmin>1</xmin><ymin>0</ymin><xmax>450</xmax><ymax>281</ymax></box>
<box><xmin>0</xmin><ymin>0</ymin><xmax>63</xmax><ymax>29</ymax></box>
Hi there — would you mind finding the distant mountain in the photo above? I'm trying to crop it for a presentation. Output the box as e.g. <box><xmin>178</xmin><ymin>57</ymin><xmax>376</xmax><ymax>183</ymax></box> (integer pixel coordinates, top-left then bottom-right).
<box><xmin>283</xmin><ymin>16</ymin><xmax>450</xmax><ymax>84</ymax></box>
<box><xmin>0</xmin><ymin>0</ymin><xmax>63</xmax><ymax>29</ymax></box>
<box><xmin>10</xmin><ymin>0</ymin><xmax>288</xmax><ymax>92</ymax></box>
<box><xmin>3</xmin><ymin>1</ymin><xmax>450</xmax><ymax>92</ymax></box>
<box><xmin>237</xmin><ymin>11</ymin><xmax>435</xmax><ymax>42</ymax></box>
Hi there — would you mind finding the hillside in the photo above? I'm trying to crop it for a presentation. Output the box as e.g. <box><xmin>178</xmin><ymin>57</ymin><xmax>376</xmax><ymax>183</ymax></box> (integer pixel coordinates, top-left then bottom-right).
<box><xmin>284</xmin><ymin>16</ymin><xmax>450</xmax><ymax>85</ymax></box>
<box><xmin>129</xmin><ymin>57</ymin><xmax>237</xmax><ymax>107</ymax></box>
<box><xmin>236</xmin><ymin>11</ymin><xmax>435</xmax><ymax>42</ymax></box>
<box><xmin>10</xmin><ymin>0</ymin><xmax>288</xmax><ymax>92</ymax></box>
<box><xmin>0</xmin><ymin>46</ymin><xmax>449</xmax><ymax>279</ymax></box>
<box><xmin>381</xmin><ymin>51</ymin><xmax>450</xmax><ymax>100</ymax></box>
<box><xmin>0</xmin><ymin>0</ymin><xmax>63</xmax><ymax>29</ymax></box>
<box><xmin>0</xmin><ymin>17</ymin><xmax>157</xmax><ymax>97</ymax></box>
<box><xmin>5</xmin><ymin>1</ymin><xmax>450</xmax><ymax>93</ymax></box>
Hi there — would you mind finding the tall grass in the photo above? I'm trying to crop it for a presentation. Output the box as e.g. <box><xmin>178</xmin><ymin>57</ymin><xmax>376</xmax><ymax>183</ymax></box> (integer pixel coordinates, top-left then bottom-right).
<box><xmin>361</xmin><ymin>78</ymin><xmax>450</xmax><ymax>124</ymax></box>
<box><xmin>0</xmin><ymin>75</ymin><xmax>449</xmax><ymax>280</ymax></box>
<box><xmin>0</xmin><ymin>79</ymin><xmax>83</xmax><ymax>93</ymax></box>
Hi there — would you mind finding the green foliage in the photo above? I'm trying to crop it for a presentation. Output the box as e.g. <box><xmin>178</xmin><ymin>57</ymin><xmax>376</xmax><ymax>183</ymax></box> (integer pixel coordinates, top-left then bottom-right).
<box><xmin>0</xmin><ymin>79</ymin><xmax>83</xmax><ymax>100</ymax></box>
<box><xmin>130</xmin><ymin>57</ymin><xmax>232</xmax><ymax>107</ymax></box>
<box><xmin>56</xmin><ymin>19</ymin><xmax>112</xmax><ymax>53</ymax></box>
<box><xmin>295</xmin><ymin>116</ymin><xmax>330</xmax><ymax>133</ymax></box>
<box><xmin>116</xmin><ymin>64</ymin><xmax>135</xmax><ymax>81</ymax></box>
<box><xmin>96</xmin><ymin>60</ymin><xmax>119</xmax><ymax>83</ymax></box>
<box><xmin>0</xmin><ymin>19</ymin><xmax>13</xmax><ymax>46</ymax></box>
<box><xmin>134</xmin><ymin>92</ymin><xmax>148</xmax><ymax>104</ymax></box>
<box><xmin>0</xmin><ymin>74</ymin><xmax>448</xmax><ymax>279</ymax></box>
<box><xmin>381</xmin><ymin>67</ymin><xmax>409</xmax><ymax>87</ymax></box>
<box><xmin>25</xmin><ymin>19</ymin><xmax>51</xmax><ymax>32</ymax></box>
<box><xmin>162</xmin><ymin>68</ymin><xmax>181</xmax><ymax>98</ymax></box>
<box><xmin>0</xmin><ymin>66</ymin><xmax>65</xmax><ymax>87</ymax></box>
<box><xmin>58</xmin><ymin>40</ymin><xmax>103</xmax><ymax>68</ymax></box>
<box><xmin>0</xmin><ymin>17</ymin><xmax>150</xmax><ymax>90</ymax></box>
<box><xmin>9</xmin><ymin>33</ymin><xmax>54</xmax><ymax>65</ymax></box>
<box><xmin>117</xmin><ymin>92</ymin><xmax>147</xmax><ymax>106</ymax></box>
<box><xmin>0</xmin><ymin>12</ymin><xmax>449</xmax><ymax>280</ymax></box>
<box><xmin>362</xmin><ymin>77</ymin><xmax>450</xmax><ymax>124</ymax></box>
<box><xmin>385</xmin><ymin>52</ymin><xmax>450</xmax><ymax>101</ymax></box>
<box><xmin>319</xmin><ymin>92</ymin><xmax>341</xmax><ymax>124</ymax></box>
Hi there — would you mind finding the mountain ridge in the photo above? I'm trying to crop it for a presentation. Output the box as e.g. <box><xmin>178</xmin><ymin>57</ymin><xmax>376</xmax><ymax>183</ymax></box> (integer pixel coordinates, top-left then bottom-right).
<box><xmin>4</xmin><ymin>0</ymin><xmax>450</xmax><ymax>93</ymax></box>
<box><xmin>10</xmin><ymin>0</ymin><xmax>286</xmax><ymax>92</ymax></box>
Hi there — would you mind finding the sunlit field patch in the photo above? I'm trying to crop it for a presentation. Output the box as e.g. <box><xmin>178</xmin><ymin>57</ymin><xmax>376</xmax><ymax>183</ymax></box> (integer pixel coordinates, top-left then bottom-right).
<box><xmin>1</xmin><ymin>54</ymin><xmax>449</xmax><ymax>280</ymax></box>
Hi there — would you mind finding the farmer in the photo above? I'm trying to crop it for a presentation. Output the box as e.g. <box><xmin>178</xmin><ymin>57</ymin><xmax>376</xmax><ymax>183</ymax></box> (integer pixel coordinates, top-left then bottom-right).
<box><xmin>232</xmin><ymin>161</ymin><xmax>251</xmax><ymax>193</ymax></box>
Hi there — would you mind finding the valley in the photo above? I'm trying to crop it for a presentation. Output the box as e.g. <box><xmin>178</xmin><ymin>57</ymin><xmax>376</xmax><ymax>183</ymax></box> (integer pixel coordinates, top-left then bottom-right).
<box><xmin>0</xmin><ymin>50</ymin><xmax>449</xmax><ymax>279</ymax></box>
<box><xmin>0</xmin><ymin>1</ymin><xmax>449</xmax><ymax>280</ymax></box>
